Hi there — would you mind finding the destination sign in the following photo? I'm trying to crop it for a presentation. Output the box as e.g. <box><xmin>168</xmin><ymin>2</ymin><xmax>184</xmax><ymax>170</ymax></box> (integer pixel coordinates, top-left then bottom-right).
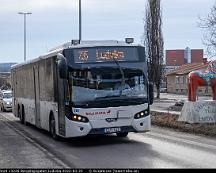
<box><xmin>96</xmin><ymin>50</ymin><xmax>124</xmax><ymax>60</ymax></box>
<box><xmin>73</xmin><ymin>47</ymin><xmax>139</xmax><ymax>63</ymax></box>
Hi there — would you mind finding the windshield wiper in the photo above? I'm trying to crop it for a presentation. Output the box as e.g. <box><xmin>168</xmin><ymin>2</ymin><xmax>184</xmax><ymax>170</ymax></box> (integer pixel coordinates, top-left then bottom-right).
<box><xmin>95</xmin><ymin>95</ymin><xmax>121</xmax><ymax>100</ymax></box>
<box><xmin>113</xmin><ymin>59</ymin><xmax>125</xmax><ymax>96</ymax></box>
<box><xmin>94</xmin><ymin>95</ymin><xmax>130</xmax><ymax>101</ymax></box>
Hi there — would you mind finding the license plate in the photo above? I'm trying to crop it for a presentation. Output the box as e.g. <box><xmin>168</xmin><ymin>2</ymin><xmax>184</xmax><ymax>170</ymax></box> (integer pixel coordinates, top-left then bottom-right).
<box><xmin>104</xmin><ymin>127</ymin><xmax>121</xmax><ymax>133</ymax></box>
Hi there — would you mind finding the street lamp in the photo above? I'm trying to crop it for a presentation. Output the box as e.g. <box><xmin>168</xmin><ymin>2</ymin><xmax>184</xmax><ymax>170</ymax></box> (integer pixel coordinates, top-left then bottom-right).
<box><xmin>18</xmin><ymin>12</ymin><xmax>32</xmax><ymax>62</ymax></box>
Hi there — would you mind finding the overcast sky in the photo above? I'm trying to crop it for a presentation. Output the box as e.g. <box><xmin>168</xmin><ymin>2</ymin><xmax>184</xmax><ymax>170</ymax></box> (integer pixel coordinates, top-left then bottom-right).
<box><xmin>0</xmin><ymin>0</ymin><xmax>215</xmax><ymax>63</ymax></box>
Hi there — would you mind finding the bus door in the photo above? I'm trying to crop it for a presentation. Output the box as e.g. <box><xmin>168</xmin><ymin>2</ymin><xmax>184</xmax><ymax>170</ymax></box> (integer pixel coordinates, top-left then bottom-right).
<box><xmin>33</xmin><ymin>65</ymin><xmax>41</xmax><ymax>128</ymax></box>
<box><xmin>12</xmin><ymin>70</ymin><xmax>18</xmax><ymax>116</ymax></box>
<box><xmin>56</xmin><ymin>65</ymin><xmax>66</xmax><ymax>136</ymax></box>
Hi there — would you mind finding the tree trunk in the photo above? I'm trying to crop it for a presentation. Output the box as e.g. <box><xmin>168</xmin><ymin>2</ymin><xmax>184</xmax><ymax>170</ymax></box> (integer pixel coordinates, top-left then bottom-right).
<box><xmin>143</xmin><ymin>0</ymin><xmax>164</xmax><ymax>99</ymax></box>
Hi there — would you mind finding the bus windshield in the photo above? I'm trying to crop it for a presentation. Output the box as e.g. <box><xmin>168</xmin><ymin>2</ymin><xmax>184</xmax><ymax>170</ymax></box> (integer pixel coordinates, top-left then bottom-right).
<box><xmin>69</xmin><ymin>66</ymin><xmax>147</xmax><ymax>108</ymax></box>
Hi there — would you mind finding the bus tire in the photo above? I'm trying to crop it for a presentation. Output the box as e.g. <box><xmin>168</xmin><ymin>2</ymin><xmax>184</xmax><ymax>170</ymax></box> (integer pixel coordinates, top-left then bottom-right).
<box><xmin>116</xmin><ymin>132</ymin><xmax>128</xmax><ymax>137</ymax></box>
<box><xmin>2</xmin><ymin>106</ymin><xmax>5</xmax><ymax>112</ymax></box>
<box><xmin>49</xmin><ymin>115</ymin><xmax>59</xmax><ymax>140</ymax></box>
<box><xmin>18</xmin><ymin>105</ymin><xmax>24</xmax><ymax>124</ymax></box>
<box><xmin>22</xmin><ymin>106</ymin><xmax>28</xmax><ymax>126</ymax></box>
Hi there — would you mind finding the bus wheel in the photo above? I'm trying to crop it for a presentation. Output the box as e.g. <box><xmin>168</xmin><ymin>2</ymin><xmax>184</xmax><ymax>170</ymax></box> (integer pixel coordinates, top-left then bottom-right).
<box><xmin>116</xmin><ymin>132</ymin><xmax>128</xmax><ymax>137</ymax></box>
<box><xmin>22</xmin><ymin>107</ymin><xmax>28</xmax><ymax>126</ymax></box>
<box><xmin>50</xmin><ymin>116</ymin><xmax>59</xmax><ymax>140</ymax></box>
<box><xmin>19</xmin><ymin>107</ymin><xmax>24</xmax><ymax>124</ymax></box>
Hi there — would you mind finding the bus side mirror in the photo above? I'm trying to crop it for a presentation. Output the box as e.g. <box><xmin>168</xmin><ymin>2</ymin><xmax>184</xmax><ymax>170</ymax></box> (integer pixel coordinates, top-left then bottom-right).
<box><xmin>149</xmin><ymin>82</ymin><xmax>154</xmax><ymax>105</ymax></box>
<box><xmin>57</xmin><ymin>53</ymin><xmax>68</xmax><ymax>79</ymax></box>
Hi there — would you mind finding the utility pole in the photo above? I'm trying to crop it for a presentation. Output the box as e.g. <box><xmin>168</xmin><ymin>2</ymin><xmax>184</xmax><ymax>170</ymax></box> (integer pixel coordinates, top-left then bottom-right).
<box><xmin>79</xmin><ymin>0</ymin><xmax>82</xmax><ymax>41</ymax></box>
<box><xmin>18</xmin><ymin>12</ymin><xmax>32</xmax><ymax>61</ymax></box>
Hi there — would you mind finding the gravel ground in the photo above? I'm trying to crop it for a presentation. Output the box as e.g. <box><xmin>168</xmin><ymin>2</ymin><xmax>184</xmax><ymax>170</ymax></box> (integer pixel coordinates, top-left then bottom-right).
<box><xmin>151</xmin><ymin>110</ymin><xmax>216</xmax><ymax>138</ymax></box>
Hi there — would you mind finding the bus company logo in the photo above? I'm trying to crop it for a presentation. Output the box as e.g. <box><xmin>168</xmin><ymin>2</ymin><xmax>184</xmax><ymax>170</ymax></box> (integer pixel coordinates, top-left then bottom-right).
<box><xmin>73</xmin><ymin>108</ymin><xmax>80</xmax><ymax>113</ymax></box>
<box><xmin>86</xmin><ymin>110</ymin><xmax>111</xmax><ymax>116</ymax></box>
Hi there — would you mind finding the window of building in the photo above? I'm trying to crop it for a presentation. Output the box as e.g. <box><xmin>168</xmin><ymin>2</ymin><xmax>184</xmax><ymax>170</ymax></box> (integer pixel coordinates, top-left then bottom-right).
<box><xmin>175</xmin><ymin>76</ymin><xmax>179</xmax><ymax>84</ymax></box>
<box><xmin>172</xmin><ymin>58</ymin><xmax>177</xmax><ymax>62</ymax></box>
<box><xmin>175</xmin><ymin>76</ymin><xmax>184</xmax><ymax>84</ymax></box>
<box><xmin>180</xmin><ymin>76</ymin><xmax>184</xmax><ymax>84</ymax></box>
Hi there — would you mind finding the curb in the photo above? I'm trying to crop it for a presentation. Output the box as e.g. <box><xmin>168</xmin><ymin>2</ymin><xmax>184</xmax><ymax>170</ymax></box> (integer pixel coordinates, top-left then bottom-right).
<box><xmin>150</xmin><ymin>110</ymin><xmax>216</xmax><ymax>138</ymax></box>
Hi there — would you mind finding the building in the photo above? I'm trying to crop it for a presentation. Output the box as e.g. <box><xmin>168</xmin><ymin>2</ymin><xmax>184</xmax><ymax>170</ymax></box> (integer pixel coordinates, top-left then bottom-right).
<box><xmin>165</xmin><ymin>62</ymin><xmax>212</xmax><ymax>96</ymax></box>
<box><xmin>0</xmin><ymin>63</ymin><xmax>16</xmax><ymax>73</ymax></box>
<box><xmin>165</xmin><ymin>47</ymin><xmax>204</xmax><ymax>73</ymax></box>
<box><xmin>0</xmin><ymin>63</ymin><xmax>16</xmax><ymax>76</ymax></box>
<box><xmin>162</xmin><ymin>48</ymin><xmax>204</xmax><ymax>91</ymax></box>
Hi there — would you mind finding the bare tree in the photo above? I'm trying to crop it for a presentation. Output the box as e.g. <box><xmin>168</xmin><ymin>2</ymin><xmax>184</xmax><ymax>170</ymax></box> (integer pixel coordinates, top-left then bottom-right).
<box><xmin>198</xmin><ymin>3</ymin><xmax>216</xmax><ymax>59</ymax></box>
<box><xmin>143</xmin><ymin>0</ymin><xmax>164</xmax><ymax>98</ymax></box>
<box><xmin>0</xmin><ymin>77</ymin><xmax>11</xmax><ymax>90</ymax></box>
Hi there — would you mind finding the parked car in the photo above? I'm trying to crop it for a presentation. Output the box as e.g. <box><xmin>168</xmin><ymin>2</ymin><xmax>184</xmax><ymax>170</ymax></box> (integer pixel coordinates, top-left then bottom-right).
<box><xmin>160</xmin><ymin>87</ymin><xmax>167</xmax><ymax>93</ymax></box>
<box><xmin>0</xmin><ymin>90</ymin><xmax>12</xmax><ymax>112</ymax></box>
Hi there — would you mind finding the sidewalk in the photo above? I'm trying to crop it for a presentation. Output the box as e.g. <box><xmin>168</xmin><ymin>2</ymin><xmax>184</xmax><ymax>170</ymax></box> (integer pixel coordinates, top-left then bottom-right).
<box><xmin>150</xmin><ymin>93</ymin><xmax>183</xmax><ymax>115</ymax></box>
<box><xmin>151</xmin><ymin>92</ymin><xmax>212</xmax><ymax>113</ymax></box>
<box><xmin>159</xmin><ymin>92</ymin><xmax>212</xmax><ymax>101</ymax></box>
<box><xmin>0</xmin><ymin>113</ymin><xmax>63</xmax><ymax>168</ymax></box>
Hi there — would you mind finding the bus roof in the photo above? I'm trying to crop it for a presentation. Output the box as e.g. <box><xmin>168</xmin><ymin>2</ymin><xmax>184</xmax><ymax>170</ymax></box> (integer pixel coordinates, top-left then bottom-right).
<box><xmin>48</xmin><ymin>40</ymin><xmax>142</xmax><ymax>52</ymax></box>
<box><xmin>12</xmin><ymin>40</ymin><xmax>143</xmax><ymax>70</ymax></box>
<box><xmin>11</xmin><ymin>48</ymin><xmax>62</xmax><ymax>70</ymax></box>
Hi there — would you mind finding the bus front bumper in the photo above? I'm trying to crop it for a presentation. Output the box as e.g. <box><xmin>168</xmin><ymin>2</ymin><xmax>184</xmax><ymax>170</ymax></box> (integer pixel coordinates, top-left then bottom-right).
<box><xmin>65</xmin><ymin>115</ymin><xmax>151</xmax><ymax>138</ymax></box>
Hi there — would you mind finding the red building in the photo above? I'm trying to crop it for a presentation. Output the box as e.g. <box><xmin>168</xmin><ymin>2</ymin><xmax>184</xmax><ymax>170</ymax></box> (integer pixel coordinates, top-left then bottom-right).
<box><xmin>166</xmin><ymin>48</ymin><xmax>203</xmax><ymax>66</ymax></box>
<box><xmin>191</xmin><ymin>49</ymin><xmax>204</xmax><ymax>63</ymax></box>
<box><xmin>166</xmin><ymin>50</ymin><xmax>185</xmax><ymax>66</ymax></box>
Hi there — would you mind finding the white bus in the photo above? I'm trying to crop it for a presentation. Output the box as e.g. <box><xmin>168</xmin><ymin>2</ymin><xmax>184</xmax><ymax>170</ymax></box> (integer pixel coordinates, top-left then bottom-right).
<box><xmin>11</xmin><ymin>39</ymin><xmax>154</xmax><ymax>140</ymax></box>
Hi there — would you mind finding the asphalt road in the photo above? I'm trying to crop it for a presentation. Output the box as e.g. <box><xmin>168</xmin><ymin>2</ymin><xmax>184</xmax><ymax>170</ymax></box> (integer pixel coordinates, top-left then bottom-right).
<box><xmin>1</xmin><ymin>112</ymin><xmax>216</xmax><ymax>168</ymax></box>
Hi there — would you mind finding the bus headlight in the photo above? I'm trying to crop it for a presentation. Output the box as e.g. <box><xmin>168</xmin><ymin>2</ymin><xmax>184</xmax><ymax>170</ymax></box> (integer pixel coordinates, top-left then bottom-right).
<box><xmin>134</xmin><ymin>109</ymin><xmax>149</xmax><ymax>119</ymax></box>
<box><xmin>71</xmin><ymin>114</ymin><xmax>89</xmax><ymax>123</ymax></box>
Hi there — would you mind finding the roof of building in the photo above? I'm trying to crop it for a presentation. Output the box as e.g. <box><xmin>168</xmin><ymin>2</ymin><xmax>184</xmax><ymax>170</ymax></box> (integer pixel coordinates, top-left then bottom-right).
<box><xmin>165</xmin><ymin>62</ymin><xmax>209</xmax><ymax>76</ymax></box>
